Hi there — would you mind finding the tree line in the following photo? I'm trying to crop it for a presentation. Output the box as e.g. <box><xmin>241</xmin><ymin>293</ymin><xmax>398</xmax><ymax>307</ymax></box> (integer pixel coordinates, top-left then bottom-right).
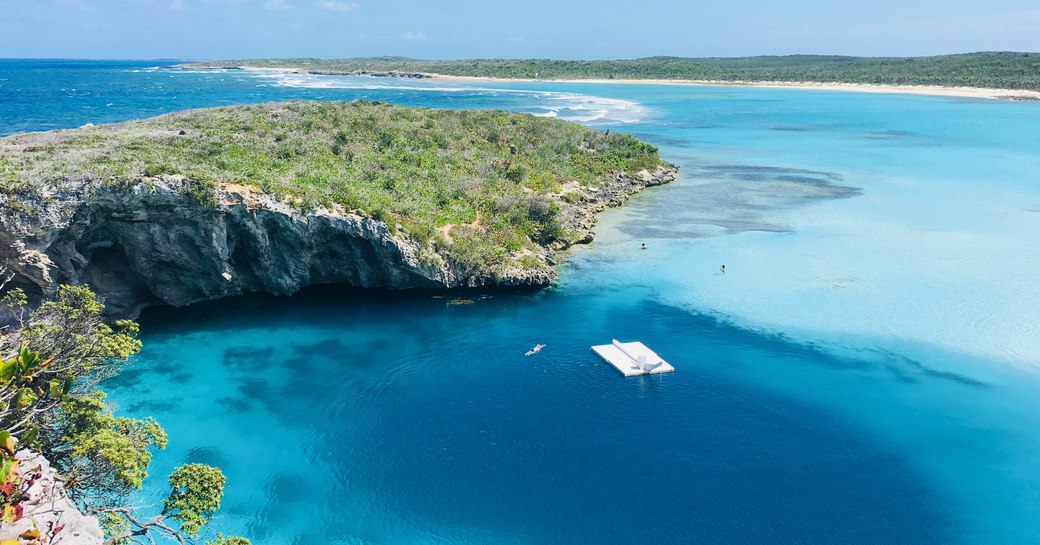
<box><xmin>185</xmin><ymin>52</ymin><xmax>1040</xmax><ymax>90</ymax></box>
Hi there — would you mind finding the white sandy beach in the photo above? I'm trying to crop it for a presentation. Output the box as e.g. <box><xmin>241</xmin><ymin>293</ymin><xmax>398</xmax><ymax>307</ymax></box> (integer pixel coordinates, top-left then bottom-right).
<box><xmin>430</xmin><ymin>74</ymin><xmax>1040</xmax><ymax>101</ymax></box>
<box><xmin>220</xmin><ymin>65</ymin><xmax>1040</xmax><ymax>101</ymax></box>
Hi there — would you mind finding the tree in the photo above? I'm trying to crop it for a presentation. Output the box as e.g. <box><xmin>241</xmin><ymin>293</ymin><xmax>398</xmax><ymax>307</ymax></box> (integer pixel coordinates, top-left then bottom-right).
<box><xmin>51</xmin><ymin>392</ymin><xmax>167</xmax><ymax>505</ymax></box>
<box><xmin>0</xmin><ymin>285</ymin><xmax>141</xmax><ymax>436</ymax></box>
<box><xmin>0</xmin><ymin>281</ymin><xmax>248</xmax><ymax>545</ymax></box>
<box><xmin>206</xmin><ymin>535</ymin><xmax>251</xmax><ymax>545</ymax></box>
<box><xmin>163</xmin><ymin>465</ymin><xmax>226</xmax><ymax>536</ymax></box>
<box><xmin>93</xmin><ymin>464</ymin><xmax>242</xmax><ymax>545</ymax></box>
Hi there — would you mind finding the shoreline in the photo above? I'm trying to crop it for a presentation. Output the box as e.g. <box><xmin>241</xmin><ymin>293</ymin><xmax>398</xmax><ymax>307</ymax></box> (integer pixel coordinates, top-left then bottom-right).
<box><xmin>215</xmin><ymin>65</ymin><xmax>1040</xmax><ymax>101</ymax></box>
<box><xmin>430</xmin><ymin>74</ymin><xmax>1040</xmax><ymax>101</ymax></box>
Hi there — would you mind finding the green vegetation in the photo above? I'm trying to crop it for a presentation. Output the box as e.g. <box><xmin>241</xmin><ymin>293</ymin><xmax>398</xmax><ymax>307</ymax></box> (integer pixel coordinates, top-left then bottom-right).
<box><xmin>163</xmin><ymin>464</ymin><xmax>227</xmax><ymax>536</ymax></box>
<box><xmin>0</xmin><ymin>278</ymin><xmax>248</xmax><ymax>545</ymax></box>
<box><xmin>0</xmin><ymin>101</ymin><xmax>665</xmax><ymax>273</ymax></box>
<box><xmin>207</xmin><ymin>535</ymin><xmax>252</xmax><ymax>545</ymax></box>
<box><xmin>184</xmin><ymin>52</ymin><xmax>1040</xmax><ymax>90</ymax></box>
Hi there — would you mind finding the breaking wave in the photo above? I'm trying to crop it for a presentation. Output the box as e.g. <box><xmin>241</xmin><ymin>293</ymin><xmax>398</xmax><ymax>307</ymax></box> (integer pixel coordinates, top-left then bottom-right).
<box><xmin>248</xmin><ymin>70</ymin><xmax>647</xmax><ymax>124</ymax></box>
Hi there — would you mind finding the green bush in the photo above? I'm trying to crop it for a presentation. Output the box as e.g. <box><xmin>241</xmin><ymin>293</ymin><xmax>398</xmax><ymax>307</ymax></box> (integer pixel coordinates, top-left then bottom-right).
<box><xmin>505</xmin><ymin>163</ymin><xmax>528</xmax><ymax>183</ymax></box>
<box><xmin>143</xmin><ymin>163</ymin><xmax>178</xmax><ymax>177</ymax></box>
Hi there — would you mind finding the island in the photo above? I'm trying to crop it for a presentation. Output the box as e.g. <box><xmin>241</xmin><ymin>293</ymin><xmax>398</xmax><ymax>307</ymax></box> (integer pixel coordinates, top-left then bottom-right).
<box><xmin>0</xmin><ymin>101</ymin><xmax>676</xmax><ymax>318</ymax></box>
<box><xmin>177</xmin><ymin>52</ymin><xmax>1040</xmax><ymax>96</ymax></box>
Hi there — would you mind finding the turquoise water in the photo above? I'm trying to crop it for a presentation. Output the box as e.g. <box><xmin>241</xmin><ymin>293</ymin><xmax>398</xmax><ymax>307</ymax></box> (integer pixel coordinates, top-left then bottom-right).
<box><xmin>4</xmin><ymin>61</ymin><xmax>1040</xmax><ymax>543</ymax></box>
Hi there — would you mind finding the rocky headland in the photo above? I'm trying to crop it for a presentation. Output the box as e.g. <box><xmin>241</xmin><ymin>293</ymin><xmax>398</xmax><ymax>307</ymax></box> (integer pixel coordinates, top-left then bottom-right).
<box><xmin>0</xmin><ymin>102</ymin><xmax>675</xmax><ymax>318</ymax></box>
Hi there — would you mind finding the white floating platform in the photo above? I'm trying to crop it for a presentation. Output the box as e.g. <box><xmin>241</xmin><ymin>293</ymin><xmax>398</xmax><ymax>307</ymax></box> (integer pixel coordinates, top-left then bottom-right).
<box><xmin>592</xmin><ymin>339</ymin><xmax>674</xmax><ymax>377</ymax></box>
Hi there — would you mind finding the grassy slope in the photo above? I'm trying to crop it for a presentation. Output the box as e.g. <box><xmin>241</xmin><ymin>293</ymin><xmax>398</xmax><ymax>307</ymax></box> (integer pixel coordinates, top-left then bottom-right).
<box><xmin>0</xmin><ymin>101</ymin><xmax>665</xmax><ymax>273</ymax></box>
<box><xmin>184</xmin><ymin>52</ymin><xmax>1040</xmax><ymax>90</ymax></box>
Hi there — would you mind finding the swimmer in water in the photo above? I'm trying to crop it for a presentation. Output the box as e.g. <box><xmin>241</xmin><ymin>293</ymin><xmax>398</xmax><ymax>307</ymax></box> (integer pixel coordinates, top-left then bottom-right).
<box><xmin>720</xmin><ymin>264</ymin><xmax>726</xmax><ymax>273</ymax></box>
<box><xmin>525</xmin><ymin>344</ymin><xmax>546</xmax><ymax>356</ymax></box>
<box><xmin>641</xmin><ymin>243</ymin><xmax>647</xmax><ymax>250</ymax></box>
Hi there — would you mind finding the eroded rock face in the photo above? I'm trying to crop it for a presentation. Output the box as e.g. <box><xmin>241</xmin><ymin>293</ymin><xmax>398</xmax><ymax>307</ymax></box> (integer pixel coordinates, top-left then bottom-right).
<box><xmin>1</xmin><ymin>167</ymin><xmax>676</xmax><ymax>318</ymax></box>
<box><xmin>0</xmin><ymin>450</ymin><xmax>104</xmax><ymax>545</ymax></box>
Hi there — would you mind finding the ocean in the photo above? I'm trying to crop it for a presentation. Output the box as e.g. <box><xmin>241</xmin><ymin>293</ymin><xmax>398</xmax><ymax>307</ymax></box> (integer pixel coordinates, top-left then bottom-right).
<box><xmin>2</xmin><ymin>59</ymin><xmax>1039</xmax><ymax>544</ymax></box>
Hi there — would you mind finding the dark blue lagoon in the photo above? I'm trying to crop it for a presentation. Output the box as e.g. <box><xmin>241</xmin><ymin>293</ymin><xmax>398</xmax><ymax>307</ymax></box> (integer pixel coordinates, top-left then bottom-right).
<box><xmin>4</xmin><ymin>60</ymin><xmax>1040</xmax><ymax>544</ymax></box>
<box><xmin>108</xmin><ymin>287</ymin><xmax>959</xmax><ymax>545</ymax></box>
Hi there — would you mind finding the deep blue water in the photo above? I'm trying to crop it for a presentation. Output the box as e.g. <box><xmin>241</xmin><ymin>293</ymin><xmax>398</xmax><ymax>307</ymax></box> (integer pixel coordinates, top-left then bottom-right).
<box><xmin>3</xmin><ymin>60</ymin><xmax>1040</xmax><ymax>544</ymax></box>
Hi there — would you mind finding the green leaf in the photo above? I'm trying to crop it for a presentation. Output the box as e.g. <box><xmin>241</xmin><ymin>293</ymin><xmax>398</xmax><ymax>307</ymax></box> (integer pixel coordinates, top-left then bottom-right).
<box><xmin>62</xmin><ymin>375</ymin><xmax>75</xmax><ymax>396</ymax></box>
<box><xmin>18</xmin><ymin>427</ymin><xmax>39</xmax><ymax>452</ymax></box>
<box><xmin>0</xmin><ymin>431</ymin><xmax>13</xmax><ymax>457</ymax></box>
<box><xmin>14</xmin><ymin>344</ymin><xmax>43</xmax><ymax>375</ymax></box>
<box><xmin>48</xmin><ymin>379</ymin><xmax>61</xmax><ymax>398</ymax></box>
<box><xmin>13</xmin><ymin>388</ymin><xmax>37</xmax><ymax>409</ymax></box>
<box><xmin>0</xmin><ymin>360</ymin><xmax>15</xmax><ymax>383</ymax></box>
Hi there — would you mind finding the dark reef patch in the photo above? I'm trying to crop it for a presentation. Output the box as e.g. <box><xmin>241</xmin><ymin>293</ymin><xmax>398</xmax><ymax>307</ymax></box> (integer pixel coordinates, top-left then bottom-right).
<box><xmin>125</xmin><ymin>400</ymin><xmax>179</xmax><ymax>414</ymax></box>
<box><xmin>167</xmin><ymin>373</ymin><xmax>192</xmax><ymax>384</ymax></box>
<box><xmin>216</xmin><ymin>396</ymin><xmax>252</xmax><ymax>414</ymax></box>
<box><xmin>618</xmin><ymin>162</ymin><xmax>862</xmax><ymax>239</ymax></box>
<box><xmin>182</xmin><ymin>446</ymin><xmax>229</xmax><ymax>468</ymax></box>
<box><xmin>223</xmin><ymin>346</ymin><xmax>276</xmax><ymax>373</ymax></box>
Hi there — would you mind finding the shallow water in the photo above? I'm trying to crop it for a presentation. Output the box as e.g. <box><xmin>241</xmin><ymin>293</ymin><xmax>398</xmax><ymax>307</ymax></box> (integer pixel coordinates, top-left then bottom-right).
<box><xmin>4</xmin><ymin>60</ymin><xmax>1040</xmax><ymax>543</ymax></box>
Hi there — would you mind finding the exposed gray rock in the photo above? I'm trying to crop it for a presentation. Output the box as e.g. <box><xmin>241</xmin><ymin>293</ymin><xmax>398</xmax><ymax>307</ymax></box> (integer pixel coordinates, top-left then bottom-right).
<box><xmin>310</xmin><ymin>69</ymin><xmax>433</xmax><ymax>79</ymax></box>
<box><xmin>552</xmin><ymin>165</ymin><xmax>677</xmax><ymax>251</ymax></box>
<box><xmin>0</xmin><ymin>450</ymin><xmax>104</xmax><ymax>545</ymax></box>
<box><xmin>0</xmin><ymin>166</ymin><xmax>676</xmax><ymax>319</ymax></box>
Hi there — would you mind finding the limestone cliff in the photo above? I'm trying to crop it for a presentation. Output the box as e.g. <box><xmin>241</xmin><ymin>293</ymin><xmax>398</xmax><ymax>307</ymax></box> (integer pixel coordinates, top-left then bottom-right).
<box><xmin>0</xmin><ymin>166</ymin><xmax>676</xmax><ymax>318</ymax></box>
<box><xmin>0</xmin><ymin>450</ymin><xmax>104</xmax><ymax>545</ymax></box>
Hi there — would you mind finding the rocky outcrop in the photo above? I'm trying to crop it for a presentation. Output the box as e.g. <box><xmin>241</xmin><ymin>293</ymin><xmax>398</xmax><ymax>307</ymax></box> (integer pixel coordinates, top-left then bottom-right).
<box><xmin>0</xmin><ymin>450</ymin><xmax>104</xmax><ymax>545</ymax></box>
<box><xmin>310</xmin><ymin>69</ymin><xmax>433</xmax><ymax>79</ymax></box>
<box><xmin>552</xmin><ymin>166</ymin><xmax>676</xmax><ymax>250</ymax></box>
<box><xmin>172</xmin><ymin>66</ymin><xmax>434</xmax><ymax>79</ymax></box>
<box><xmin>0</xmin><ymin>166</ymin><xmax>676</xmax><ymax>319</ymax></box>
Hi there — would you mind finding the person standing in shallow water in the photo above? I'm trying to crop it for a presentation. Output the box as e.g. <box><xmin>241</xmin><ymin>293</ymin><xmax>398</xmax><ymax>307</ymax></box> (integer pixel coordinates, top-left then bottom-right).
<box><xmin>720</xmin><ymin>264</ymin><xmax>726</xmax><ymax>273</ymax></box>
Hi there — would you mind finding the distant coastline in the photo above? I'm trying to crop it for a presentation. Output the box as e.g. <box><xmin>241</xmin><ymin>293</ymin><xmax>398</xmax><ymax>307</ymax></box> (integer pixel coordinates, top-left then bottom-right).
<box><xmin>174</xmin><ymin>52</ymin><xmax>1040</xmax><ymax>101</ymax></box>
<box><xmin>179</xmin><ymin>64</ymin><xmax>1040</xmax><ymax>102</ymax></box>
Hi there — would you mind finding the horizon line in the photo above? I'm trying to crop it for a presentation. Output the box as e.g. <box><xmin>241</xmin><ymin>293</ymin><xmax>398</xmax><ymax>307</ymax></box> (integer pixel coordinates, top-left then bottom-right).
<box><xmin>1</xmin><ymin>51</ymin><xmax>1038</xmax><ymax>63</ymax></box>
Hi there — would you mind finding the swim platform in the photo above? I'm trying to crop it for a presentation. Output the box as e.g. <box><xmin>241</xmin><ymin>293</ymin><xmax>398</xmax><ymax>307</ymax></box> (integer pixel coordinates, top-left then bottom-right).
<box><xmin>591</xmin><ymin>339</ymin><xmax>674</xmax><ymax>377</ymax></box>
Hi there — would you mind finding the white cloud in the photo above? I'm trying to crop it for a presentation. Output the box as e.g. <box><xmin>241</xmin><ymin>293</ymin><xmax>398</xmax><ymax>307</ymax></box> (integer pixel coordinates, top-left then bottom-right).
<box><xmin>401</xmin><ymin>31</ymin><xmax>426</xmax><ymax>41</ymax></box>
<box><xmin>264</xmin><ymin>0</ymin><xmax>293</xmax><ymax>9</ymax></box>
<box><xmin>315</xmin><ymin>0</ymin><xmax>358</xmax><ymax>11</ymax></box>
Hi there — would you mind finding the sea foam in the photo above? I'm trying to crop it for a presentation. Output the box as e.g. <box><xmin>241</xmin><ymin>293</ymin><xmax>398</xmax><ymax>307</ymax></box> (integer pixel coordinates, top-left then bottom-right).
<box><xmin>250</xmin><ymin>70</ymin><xmax>646</xmax><ymax>124</ymax></box>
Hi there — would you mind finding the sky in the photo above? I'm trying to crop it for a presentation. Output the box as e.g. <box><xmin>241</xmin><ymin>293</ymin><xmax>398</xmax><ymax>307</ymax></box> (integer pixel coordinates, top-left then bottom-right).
<box><xmin>1</xmin><ymin>0</ymin><xmax>1039</xmax><ymax>60</ymax></box>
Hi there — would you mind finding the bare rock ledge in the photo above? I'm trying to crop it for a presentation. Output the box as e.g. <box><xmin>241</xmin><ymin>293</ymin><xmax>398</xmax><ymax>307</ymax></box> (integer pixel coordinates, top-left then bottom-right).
<box><xmin>1</xmin><ymin>166</ymin><xmax>676</xmax><ymax>319</ymax></box>
<box><xmin>0</xmin><ymin>450</ymin><xmax>104</xmax><ymax>545</ymax></box>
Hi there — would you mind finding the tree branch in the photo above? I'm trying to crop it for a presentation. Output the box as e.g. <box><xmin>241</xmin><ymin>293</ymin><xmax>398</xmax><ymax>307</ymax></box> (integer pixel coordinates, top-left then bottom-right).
<box><xmin>89</xmin><ymin>507</ymin><xmax>188</xmax><ymax>545</ymax></box>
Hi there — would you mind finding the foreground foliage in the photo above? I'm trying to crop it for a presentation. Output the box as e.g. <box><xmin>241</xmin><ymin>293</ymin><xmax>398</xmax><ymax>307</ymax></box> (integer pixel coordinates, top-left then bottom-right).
<box><xmin>186</xmin><ymin>52</ymin><xmax>1040</xmax><ymax>90</ymax></box>
<box><xmin>0</xmin><ymin>275</ymin><xmax>247</xmax><ymax>544</ymax></box>
<box><xmin>0</xmin><ymin>285</ymin><xmax>140</xmax><ymax>438</ymax></box>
